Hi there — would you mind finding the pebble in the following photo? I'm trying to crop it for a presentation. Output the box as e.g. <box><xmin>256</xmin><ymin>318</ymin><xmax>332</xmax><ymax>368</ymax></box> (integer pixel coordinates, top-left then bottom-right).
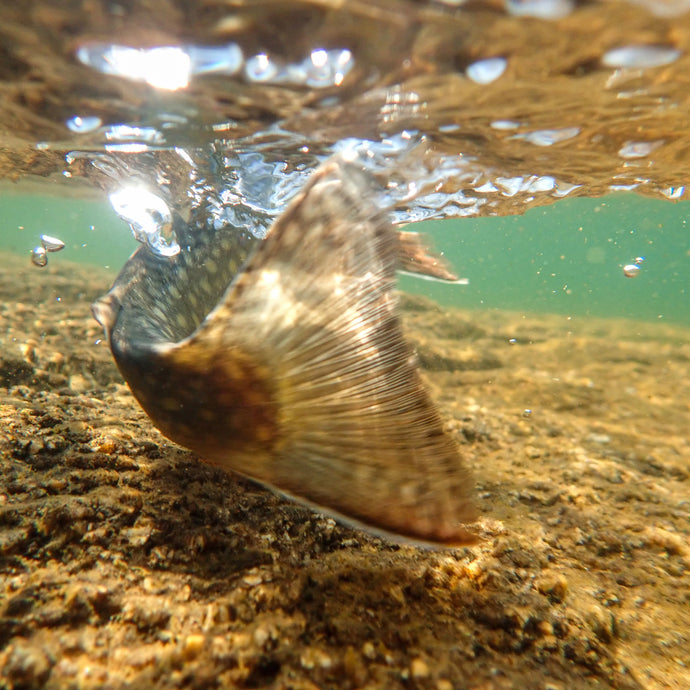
<box><xmin>535</xmin><ymin>572</ymin><xmax>569</xmax><ymax>602</ymax></box>
<box><xmin>2</xmin><ymin>642</ymin><xmax>52</xmax><ymax>687</ymax></box>
<box><xmin>253</xmin><ymin>625</ymin><xmax>271</xmax><ymax>648</ymax></box>
<box><xmin>362</xmin><ymin>641</ymin><xmax>376</xmax><ymax>659</ymax></box>
<box><xmin>242</xmin><ymin>571</ymin><xmax>265</xmax><ymax>587</ymax></box>
<box><xmin>585</xmin><ymin>604</ymin><xmax>616</xmax><ymax>643</ymax></box>
<box><xmin>68</xmin><ymin>374</ymin><xmax>90</xmax><ymax>393</ymax></box>
<box><xmin>300</xmin><ymin>647</ymin><xmax>332</xmax><ymax>670</ymax></box>
<box><xmin>182</xmin><ymin>634</ymin><xmax>205</xmax><ymax>660</ymax></box>
<box><xmin>410</xmin><ymin>657</ymin><xmax>430</xmax><ymax>679</ymax></box>
<box><xmin>586</xmin><ymin>433</ymin><xmax>611</xmax><ymax>444</ymax></box>
<box><xmin>97</xmin><ymin>439</ymin><xmax>119</xmax><ymax>454</ymax></box>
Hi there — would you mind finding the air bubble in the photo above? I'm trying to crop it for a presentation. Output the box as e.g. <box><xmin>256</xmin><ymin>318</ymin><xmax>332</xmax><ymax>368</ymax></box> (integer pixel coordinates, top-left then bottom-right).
<box><xmin>76</xmin><ymin>44</ymin><xmax>191</xmax><ymax>90</ymax></box>
<box><xmin>466</xmin><ymin>57</ymin><xmax>507</xmax><ymax>85</ymax></box>
<box><xmin>602</xmin><ymin>45</ymin><xmax>681</xmax><ymax>69</ymax></box>
<box><xmin>661</xmin><ymin>186</ymin><xmax>685</xmax><ymax>199</ymax></box>
<box><xmin>187</xmin><ymin>44</ymin><xmax>243</xmax><ymax>76</ymax></box>
<box><xmin>618</xmin><ymin>140</ymin><xmax>664</xmax><ymax>159</ymax></box>
<box><xmin>66</xmin><ymin>115</ymin><xmax>102</xmax><ymax>133</ymax></box>
<box><xmin>506</xmin><ymin>0</ymin><xmax>574</xmax><ymax>19</ymax></box>
<box><xmin>245</xmin><ymin>54</ymin><xmax>279</xmax><ymax>82</ymax></box>
<box><xmin>491</xmin><ymin>120</ymin><xmax>521</xmax><ymax>130</ymax></box>
<box><xmin>623</xmin><ymin>263</ymin><xmax>641</xmax><ymax>278</ymax></box>
<box><xmin>513</xmin><ymin>128</ymin><xmax>580</xmax><ymax>146</ymax></box>
<box><xmin>31</xmin><ymin>246</ymin><xmax>47</xmax><ymax>267</ymax></box>
<box><xmin>305</xmin><ymin>49</ymin><xmax>353</xmax><ymax>88</ymax></box>
<box><xmin>76</xmin><ymin>42</ymin><xmax>244</xmax><ymax>90</ymax></box>
<box><xmin>40</xmin><ymin>234</ymin><xmax>65</xmax><ymax>252</ymax></box>
<box><xmin>244</xmin><ymin>48</ymin><xmax>353</xmax><ymax>88</ymax></box>
<box><xmin>105</xmin><ymin>125</ymin><xmax>165</xmax><ymax>145</ymax></box>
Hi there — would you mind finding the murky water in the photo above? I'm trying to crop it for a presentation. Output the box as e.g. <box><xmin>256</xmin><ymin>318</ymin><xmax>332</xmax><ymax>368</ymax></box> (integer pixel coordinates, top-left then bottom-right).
<box><xmin>1</xmin><ymin>1</ymin><xmax>689</xmax><ymax>688</ymax></box>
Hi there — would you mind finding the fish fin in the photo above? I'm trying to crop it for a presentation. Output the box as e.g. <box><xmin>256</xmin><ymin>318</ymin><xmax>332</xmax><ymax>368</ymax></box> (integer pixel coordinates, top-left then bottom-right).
<box><xmin>397</xmin><ymin>230</ymin><xmax>460</xmax><ymax>282</ymax></box>
<box><xmin>158</xmin><ymin>159</ymin><xmax>478</xmax><ymax>545</ymax></box>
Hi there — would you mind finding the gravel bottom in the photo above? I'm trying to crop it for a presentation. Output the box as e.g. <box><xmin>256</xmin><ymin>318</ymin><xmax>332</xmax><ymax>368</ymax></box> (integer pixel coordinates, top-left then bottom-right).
<box><xmin>1</xmin><ymin>254</ymin><xmax>688</xmax><ymax>689</ymax></box>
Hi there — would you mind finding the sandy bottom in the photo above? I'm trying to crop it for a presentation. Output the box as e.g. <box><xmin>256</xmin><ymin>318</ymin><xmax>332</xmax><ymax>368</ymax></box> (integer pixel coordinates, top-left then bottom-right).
<box><xmin>1</xmin><ymin>255</ymin><xmax>688</xmax><ymax>689</ymax></box>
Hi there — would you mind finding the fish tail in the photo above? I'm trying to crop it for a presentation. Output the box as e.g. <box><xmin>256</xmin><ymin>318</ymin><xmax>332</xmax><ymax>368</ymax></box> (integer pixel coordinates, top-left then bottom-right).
<box><xmin>108</xmin><ymin>159</ymin><xmax>478</xmax><ymax>546</ymax></box>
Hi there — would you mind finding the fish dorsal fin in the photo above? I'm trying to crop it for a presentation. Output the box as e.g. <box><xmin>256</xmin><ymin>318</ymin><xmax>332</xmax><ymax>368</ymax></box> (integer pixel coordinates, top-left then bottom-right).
<box><xmin>149</xmin><ymin>159</ymin><xmax>478</xmax><ymax>545</ymax></box>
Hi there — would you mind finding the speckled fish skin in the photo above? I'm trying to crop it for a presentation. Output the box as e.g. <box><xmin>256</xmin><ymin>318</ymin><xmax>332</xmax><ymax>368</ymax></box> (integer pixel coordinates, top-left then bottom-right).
<box><xmin>93</xmin><ymin>159</ymin><xmax>478</xmax><ymax>546</ymax></box>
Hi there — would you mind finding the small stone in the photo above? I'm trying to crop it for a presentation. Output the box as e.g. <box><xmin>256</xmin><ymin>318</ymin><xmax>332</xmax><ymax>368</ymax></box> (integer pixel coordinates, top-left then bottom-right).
<box><xmin>537</xmin><ymin>620</ymin><xmax>554</xmax><ymax>636</ymax></box>
<box><xmin>535</xmin><ymin>572</ymin><xmax>568</xmax><ymax>602</ymax></box>
<box><xmin>242</xmin><ymin>571</ymin><xmax>264</xmax><ymax>587</ymax></box>
<box><xmin>19</xmin><ymin>341</ymin><xmax>37</xmax><ymax>364</ymax></box>
<box><xmin>586</xmin><ymin>433</ymin><xmax>611</xmax><ymax>444</ymax></box>
<box><xmin>410</xmin><ymin>657</ymin><xmax>430</xmax><ymax>679</ymax></box>
<box><xmin>68</xmin><ymin>374</ymin><xmax>90</xmax><ymax>393</ymax></box>
<box><xmin>362</xmin><ymin>641</ymin><xmax>376</xmax><ymax>659</ymax></box>
<box><xmin>123</xmin><ymin>525</ymin><xmax>153</xmax><ymax>547</ymax></box>
<box><xmin>300</xmin><ymin>647</ymin><xmax>332</xmax><ymax>670</ymax></box>
<box><xmin>183</xmin><ymin>634</ymin><xmax>205</xmax><ymax>660</ymax></box>
<box><xmin>253</xmin><ymin>625</ymin><xmax>270</xmax><ymax>648</ymax></box>
<box><xmin>586</xmin><ymin>604</ymin><xmax>616</xmax><ymax>643</ymax></box>
<box><xmin>343</xmin><ymin>646</ymin><xmax>366</xmax><ymax>685</ymax></box>
<box><xmin>539</xmin><ymin>634</ymin><xmax>559</xmax><ymax>651</ymax></box>
<box><xmin>3</xmin><ymin>642</ymin><xmax>52</xmax><ymax>687</ymax></box>
<box><xmin>97</xmin><ymin>438</ymin><xmax>118</xmax><ymax>454</ymax></box>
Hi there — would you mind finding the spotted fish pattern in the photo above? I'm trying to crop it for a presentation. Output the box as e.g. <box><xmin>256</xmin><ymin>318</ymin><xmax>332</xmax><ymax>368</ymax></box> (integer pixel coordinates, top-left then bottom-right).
<box><xmin>93</xmin><ymin>160</ymin><xmax>477</xmax><ymax>545</ymax></box>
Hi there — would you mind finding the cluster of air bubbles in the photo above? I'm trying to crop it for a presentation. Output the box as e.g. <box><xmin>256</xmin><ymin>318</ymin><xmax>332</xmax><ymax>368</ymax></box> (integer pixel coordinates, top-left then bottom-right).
<box><xmin>76</xmin><ymin>41</ymin><xmax>352</xmax><ymax>91</ymax></box>
<box><xmin>65</xmin><ymin>120</ymin><xmax>168</xmax><ymax>154</ymax></box>
<box><xmin>340</xmin><ymin>131</ymin><xmax>420</xmax><ymax>156</ymax></box>
<box><xmin>175</xmin><ymin>127</ymin><xmax>600</xmax><ymax>254</ymax></box>
<box><xmin>31</xmin><ymin>234</ymin><xmax>66</xmax><ymax>268</ymax></box>
<box><xmin>474</xmin><ymin>175</ymin><xmax>560</xmax><ymax>197</ymax></box>
<box><xmin>245</xmin><ymin>48</ymin><xmax>353</xmax><ymax>88</ymax></box>
<box><xmin>211</xmin><ymin>151</ymin><xmax>317</xmax><ymax>238</ymax></box>
<box><xmin>109</xmin><ymin>187</ymin><xmax>180</xmax><ymax>257</ymax></box>
<box><xmin>105</xmin><ymin>125</ymin><xmax>165</xmax><ymax>147</ymax></box>
<box><xmin>623</xmin><ymin>256</ymin><xmax>645</xmax><ymax>278</ymax></box>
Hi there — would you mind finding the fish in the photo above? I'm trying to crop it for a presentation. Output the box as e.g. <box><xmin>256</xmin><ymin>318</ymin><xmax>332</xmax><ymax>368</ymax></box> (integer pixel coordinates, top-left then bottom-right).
<box><xmin>92</xmin><ymin>158</ymin><xmax>478</xmax><ymax>545</ymax></box>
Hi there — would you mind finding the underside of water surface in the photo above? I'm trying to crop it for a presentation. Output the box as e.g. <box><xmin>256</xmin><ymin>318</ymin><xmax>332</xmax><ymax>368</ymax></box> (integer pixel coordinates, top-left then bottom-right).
<box><xmin>2</xmin><ymin>0</ymin><xmax>690</xmax><ymax>215</ymax></box>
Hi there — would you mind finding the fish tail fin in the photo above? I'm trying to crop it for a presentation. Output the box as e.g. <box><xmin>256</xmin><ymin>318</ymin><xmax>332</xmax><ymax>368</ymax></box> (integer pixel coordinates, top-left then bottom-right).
<box><xmin>140</xmin><ymin>159</ymin><xmax>478</xmax><ymax>545</ymax></box>
<box><xmin>397</xmin><ymin>229</ymin><xmax>460</xmax><ymax>282</ymax></box>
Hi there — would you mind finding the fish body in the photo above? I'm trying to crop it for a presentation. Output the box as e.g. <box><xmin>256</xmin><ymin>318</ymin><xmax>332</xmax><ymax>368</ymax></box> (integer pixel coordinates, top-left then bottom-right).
<box><xmin>93</xmin><ymin>159</ymin><xmax>477</xmax><ymax>545</ymax></box>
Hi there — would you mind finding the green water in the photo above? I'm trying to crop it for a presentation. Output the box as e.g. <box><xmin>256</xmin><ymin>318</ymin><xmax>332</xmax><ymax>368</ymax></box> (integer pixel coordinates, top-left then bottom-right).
<box><xmin>0</xmin><ymin>190</ymin><xmax>135</xmax><ymax>270</ymax></box>
<box><xmin>400</xmin><ymin>194</ymin><xmax>690</xmax><ymax>326</ymax></box>
<box><xmin>1</xmin><ymin>190</ymin><xmax>688</xmax><ymax>326</ymax></box>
